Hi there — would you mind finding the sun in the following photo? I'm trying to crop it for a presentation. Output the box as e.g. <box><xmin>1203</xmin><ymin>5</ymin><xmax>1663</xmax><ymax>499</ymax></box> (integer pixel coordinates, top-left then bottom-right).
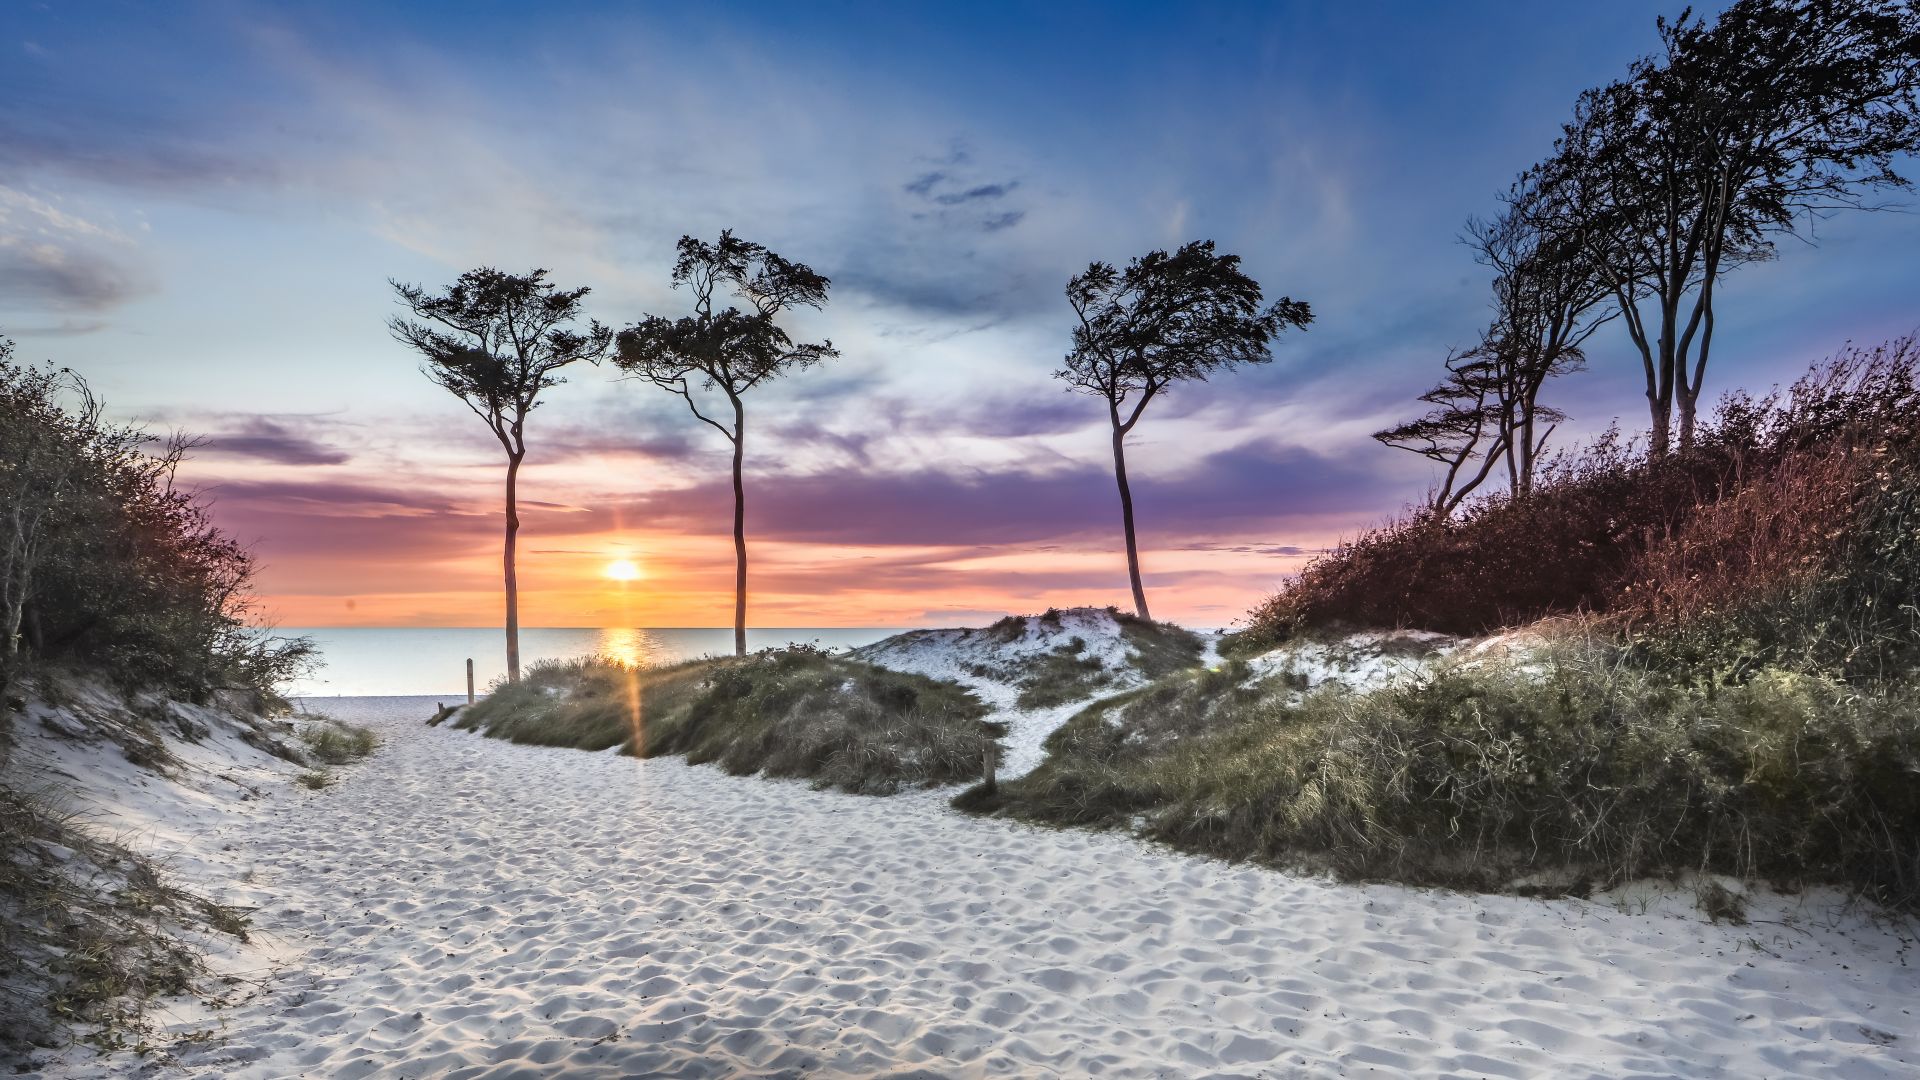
<box><xmin>604</xmin><ymin>559</ymin><xmax>642</xmax><ymax>582</ymax></box>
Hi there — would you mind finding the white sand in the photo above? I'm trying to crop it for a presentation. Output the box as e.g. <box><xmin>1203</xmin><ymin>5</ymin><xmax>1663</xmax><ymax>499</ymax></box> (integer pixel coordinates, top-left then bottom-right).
<box><xmin>28</xmin><ymin>694</ymin><xmax>1920</xmax><ymax>1079</ymax></box>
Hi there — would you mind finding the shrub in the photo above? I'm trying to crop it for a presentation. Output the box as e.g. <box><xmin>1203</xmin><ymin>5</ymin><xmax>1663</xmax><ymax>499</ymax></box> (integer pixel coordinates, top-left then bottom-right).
<box><xmin>0</xmin><ymin>344</ymin><xmax>312</xmax><ymax>703</ymax></box>
<box><xmin>459</xmin><ymin>649</ymin><xmax>997</xmax><ymax>795</ymax></box>
<box><xmin>1235</xmin><ymin>336</ymin><xmax>1920</xmax><ymax>661</ymax></box>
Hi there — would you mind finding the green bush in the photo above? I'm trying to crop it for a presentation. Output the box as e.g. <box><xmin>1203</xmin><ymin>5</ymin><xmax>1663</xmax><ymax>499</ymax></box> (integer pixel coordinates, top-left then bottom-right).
<box><xmin>460</xmin><ymin>649</ymin><xmax>997</xmax><ymax>795</ymax></box>
<box><xmin>0</xmin><ymin>342</ymin><xmax>312</xmax><ymax>703</ymax></box>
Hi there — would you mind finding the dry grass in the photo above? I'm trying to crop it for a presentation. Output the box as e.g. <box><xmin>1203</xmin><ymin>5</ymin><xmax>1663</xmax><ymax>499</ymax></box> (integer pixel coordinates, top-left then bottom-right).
<box><xmin>962</xmin><ymin>640</ymin><xmax>1920</xmax><ymax>907</ymax></box>
<box><xmin>296</xmin><ymin>715</ymin><xmax>378</xmax><ymax>765</ymax></box>
<box><xmin>0</xmin><ymin>783</ymin><xmax>249</xmax><ymax>1059</ymax></box>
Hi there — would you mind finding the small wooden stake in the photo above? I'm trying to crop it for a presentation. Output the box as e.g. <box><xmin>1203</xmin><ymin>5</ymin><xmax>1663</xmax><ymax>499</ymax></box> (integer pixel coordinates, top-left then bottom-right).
<box><xmin>466</xmin><ymin>658</ymin><xmax>475</xmax><ymax>705</ymax></box>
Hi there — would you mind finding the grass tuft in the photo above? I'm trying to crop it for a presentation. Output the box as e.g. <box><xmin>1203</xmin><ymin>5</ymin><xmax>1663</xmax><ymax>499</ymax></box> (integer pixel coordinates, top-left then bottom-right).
<box><xmin>460</xmin><ymin>648</ymin><xmax>996</xmax><ymax>795</ymax></box>
<box><xmin>297</xmin><ymin>715</ymin><xmax>378</xmax><ymax>765</ymax></box>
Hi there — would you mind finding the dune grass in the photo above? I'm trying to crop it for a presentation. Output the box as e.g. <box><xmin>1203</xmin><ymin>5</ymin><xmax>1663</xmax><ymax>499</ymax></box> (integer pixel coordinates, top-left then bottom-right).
<box><xmin>0</xmin><ymin>783</ymin><xmax>249</xmax><ymax>1056</ymax></box>
<box><xmin>458</xmin><ymin>648</ymin><xmax>998</xmax><ymax>795</ymax></box>
<box><xmin>995</xmin><ymin>608</ymin><xmax>1207</xmax><ymax>709</ymax></box>
<box><xmin>959</xmin><ymin>641</ymin><xmax>1920</xmax><ymax>907</ymax></box>
<box><xmin>297</xmin><ymin>716</ymin><xmax>379</xmax><ymax>765</ymax></box>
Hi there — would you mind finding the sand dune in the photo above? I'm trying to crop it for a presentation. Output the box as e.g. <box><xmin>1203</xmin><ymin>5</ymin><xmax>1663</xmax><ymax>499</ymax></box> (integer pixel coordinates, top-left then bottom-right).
<box><xmin>36</xmin><ymin>695</ymin><xmax>1920</xmax><ymax>1078</ymax></box>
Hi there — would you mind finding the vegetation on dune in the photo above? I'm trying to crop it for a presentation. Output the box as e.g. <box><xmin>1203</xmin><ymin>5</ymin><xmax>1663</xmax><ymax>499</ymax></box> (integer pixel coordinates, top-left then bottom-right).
<box><xmin>0</xmin><ymin>785</ymin><xmax>250</xmax><ymax>1056</ymax></box>
<box><xmin>994</xmin><ymin>609</ymin><xmax>1207</xmax><ymax>709</ymax></box>
<box><xmin>962</xmin><ymin>641</ymin><xmax>1920</xmax><ymax>907</ymax></box>
<box><xmin>459</xmin><ymin>648</ymin><xmax>997</xmax><ymax>795</ymax></box>
<box><xmin>1010</xmin><ymin>340</ymin><xmax>1920</xmax><ymax>909</ymax></box>
<box><xmin>1234</xmin><ymin>338</ymin><xmax>1920</xmax><ymax>661</ymax></box>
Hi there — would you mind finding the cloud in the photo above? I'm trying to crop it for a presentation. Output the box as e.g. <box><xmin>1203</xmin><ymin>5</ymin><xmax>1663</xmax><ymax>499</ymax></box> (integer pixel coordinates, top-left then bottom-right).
<box><xmin>0</xmin><ymin>185</ymin><xmax>150</xmax><ymax>312</ymax></box>
<box><xmin>2</xmin><ymin>318</ymin><xmax>109</xmax><ymax>338</ymax></box>
<box><xmin>199</xmin><ymin>417</ymin><xmax>351</xmax><ymax>466</ymax></box>
<box><xmin>0</xmin><ymin>116</ymin><xmax>276</xmax><ymax>193</ymax></box>
<box><xmin>522</xmin><ymin>437</ymin><xmax>1399</xmax><ymax>549</ymax></box>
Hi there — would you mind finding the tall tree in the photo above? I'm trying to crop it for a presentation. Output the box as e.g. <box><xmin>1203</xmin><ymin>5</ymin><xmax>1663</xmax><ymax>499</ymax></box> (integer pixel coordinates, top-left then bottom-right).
<box><xmin>1059</xmin><ymin>240</ymin><xmax>1311</xmax><ymax>620</ymax></box>
<box><xmin>389</xmin><ymin>269</ymin><xmax>609</xmax><ymax>683</ymax></box>
<box><xmin>1541</xmin><ymin>0</ymin><xmax>1920</xmax><ymax>456</ymax></box>
<box><xmin>613</xmin><ymin>231</ymin><xmax>837</xmax><ymax>657</ymax></box>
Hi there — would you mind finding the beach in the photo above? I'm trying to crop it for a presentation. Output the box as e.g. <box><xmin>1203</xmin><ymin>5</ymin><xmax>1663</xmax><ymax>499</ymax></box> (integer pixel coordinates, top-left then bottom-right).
<box><xmin>35</xmin><ymin>694</ymin><xmax>1915</xmax><ymax>1079</ymax></box>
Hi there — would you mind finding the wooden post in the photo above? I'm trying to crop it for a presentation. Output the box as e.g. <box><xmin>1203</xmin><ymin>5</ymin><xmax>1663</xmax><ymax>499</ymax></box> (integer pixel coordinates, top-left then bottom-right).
<box><xmin>466</xmin><ymin>658</ymin><xmax>475</xmax><ymax>705</ymax></box>
<box><xmin>981</xmin><ymin>739</ymin><xmax>998</xmax><ymax>793</ymax></box>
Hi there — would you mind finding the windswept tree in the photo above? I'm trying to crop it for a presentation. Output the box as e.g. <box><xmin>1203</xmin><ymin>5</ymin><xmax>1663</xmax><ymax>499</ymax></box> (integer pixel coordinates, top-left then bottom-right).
<box><xmin>1060</xmin><ymin>241</ymin><xmax>1311</xmax><ymax>620</ymax></box>
<box><xmin>1539</xmin><ymin>0</ymin><xmax>1920</xmax><ymax>456</ymax></box>
<box><xmin>389</xmin><ymin>269</ymin><xmax>609</xmax><ymax>682</ymax></box>
<box><xmin>613</xmin><ymin>231</ymin><xmax>837</xmax><ymax>657</ymax></box>
<box><xmin>1380</xmin><ymin>180</ymin><xmax>1613</xmax><ymax>513</ymax></box>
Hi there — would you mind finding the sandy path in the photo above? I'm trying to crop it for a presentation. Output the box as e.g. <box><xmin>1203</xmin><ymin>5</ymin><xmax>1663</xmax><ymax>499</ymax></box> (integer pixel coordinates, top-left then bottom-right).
<box><xmin>84</xmin><ymin>696</ymin><xmax>1919</xmax><ymax>1078</ymax></box>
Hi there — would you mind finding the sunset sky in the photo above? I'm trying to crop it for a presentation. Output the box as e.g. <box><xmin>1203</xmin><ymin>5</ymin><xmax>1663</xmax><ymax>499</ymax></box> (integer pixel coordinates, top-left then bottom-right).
<box><xmin>4</xmin><ymin>1</ymin><xmax>1917</xmax><ymax>629</ymax></box>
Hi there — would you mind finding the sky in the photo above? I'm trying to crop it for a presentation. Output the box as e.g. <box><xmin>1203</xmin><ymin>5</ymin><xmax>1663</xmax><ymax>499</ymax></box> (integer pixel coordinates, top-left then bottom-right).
<box><xmin>3</xmin><ymin>1</ymin><xmax>1917</xmax><ymax>630</ymax></box>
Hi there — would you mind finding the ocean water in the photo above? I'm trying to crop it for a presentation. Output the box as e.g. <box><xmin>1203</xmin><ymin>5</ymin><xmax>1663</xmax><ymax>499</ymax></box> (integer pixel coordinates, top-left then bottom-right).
<box><xmin>282</xmin><ymin>627</ymin><xmax>900</xmax><ymax>697</ymax></box>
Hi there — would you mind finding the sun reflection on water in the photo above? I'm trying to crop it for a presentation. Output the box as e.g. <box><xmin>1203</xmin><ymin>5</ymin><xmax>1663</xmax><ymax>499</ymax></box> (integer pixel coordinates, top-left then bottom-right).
<box><xmin>597</xmin><ymin>627</ymin><xmax>658</xmax><ymax>669</ymax></box>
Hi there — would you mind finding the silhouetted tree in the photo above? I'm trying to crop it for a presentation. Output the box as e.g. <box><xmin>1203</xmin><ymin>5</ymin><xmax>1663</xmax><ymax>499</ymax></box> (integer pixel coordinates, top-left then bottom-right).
<box><xmin>613</xmin><ymin>232</ymin><xmax>837</xmax><ymax>656</ymax></box>
<box><xmin>389</xmin><ymin>269</ymin><xmax>609</xmax><ymax>682</ymax></box>
<box><xmin>1059</xmin><ymin>241</ymin><xmax>1311</xmax><ymax>619</ymax></box>
<box><xmin>1383</xmin><ymin>174</ymin><xmax>1615</xmax><ymax>513</ymax></box>
<box><xmin>1374</xmin><ymin>349</ymin><xmax>1505</xmax><ymax>517</ymax></box>
<box><xmin>1539</xmin><ymin>0</ymin><xmax>1920</xmax><ymax>456</ymax></box>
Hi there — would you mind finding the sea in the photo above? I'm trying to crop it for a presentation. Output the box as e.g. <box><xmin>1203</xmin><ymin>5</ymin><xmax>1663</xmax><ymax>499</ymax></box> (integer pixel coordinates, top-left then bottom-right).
<box><xmin>280</xmin><ymin>627</ymin><xmax>901</xmax><ymax>698</ymax></box>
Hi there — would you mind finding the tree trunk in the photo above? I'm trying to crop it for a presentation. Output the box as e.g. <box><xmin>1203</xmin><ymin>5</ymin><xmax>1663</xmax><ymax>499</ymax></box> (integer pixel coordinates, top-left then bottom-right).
<box><xmin>503</xmin><ymin>450</ymin><xmax>523</xmax><ymax>683</ymax></box>
<box><xmin>1110</xmin><ymin>421</ymin><xmax>1150</xmax><ymax>621</ymax></box>
<box><xmin>730</xmin><ymin>397</ymin><xmax>747</xmax><ymax>658</ymax></box>
<box><xmin>1647</xmin><ymin>387</ymin><xmax>1672</xmax><ymax>460</ymax></box>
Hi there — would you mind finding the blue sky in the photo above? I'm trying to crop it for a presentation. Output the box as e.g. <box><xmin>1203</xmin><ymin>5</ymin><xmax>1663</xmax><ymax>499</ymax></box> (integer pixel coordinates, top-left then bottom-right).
<box><xmin>3</xmin><ymin>1</ymin><xmax>1916</xmax><ymax>626</ymax></box>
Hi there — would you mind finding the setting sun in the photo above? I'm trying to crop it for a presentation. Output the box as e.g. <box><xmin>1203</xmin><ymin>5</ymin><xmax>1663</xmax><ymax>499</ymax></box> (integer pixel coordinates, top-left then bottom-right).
<box><xmin>604</xmin><ymin>559</ymin><xmax>641</xmax><ymax>582</ymax></box>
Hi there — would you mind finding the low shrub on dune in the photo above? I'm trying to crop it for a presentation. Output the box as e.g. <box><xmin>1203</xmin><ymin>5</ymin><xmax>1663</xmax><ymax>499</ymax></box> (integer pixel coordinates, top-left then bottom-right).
<box><xmin>458</xmin><ymin>648</ymin><xmax>997</xmax><ymax>795</ymax></box>
<box><xmin>1230</xmin><ymin>338</ymin><xmax>1920</xmax><ymax>669</ymax></box>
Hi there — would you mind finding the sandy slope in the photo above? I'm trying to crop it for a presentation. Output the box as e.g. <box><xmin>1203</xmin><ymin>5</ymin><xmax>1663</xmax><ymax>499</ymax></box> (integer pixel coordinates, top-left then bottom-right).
<box><xmin>34</xmin><ymin>695</ymin><xmax>1920</xmax><ymax>1079</ymax></box>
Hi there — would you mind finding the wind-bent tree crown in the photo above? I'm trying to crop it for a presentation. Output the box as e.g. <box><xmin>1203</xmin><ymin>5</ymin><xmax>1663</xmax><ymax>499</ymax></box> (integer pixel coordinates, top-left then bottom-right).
<box><xmin>611</xmin><ymin>231</ymin><xmax>837</xmax><ymax>425</ymax></box>
<box><xmin>388</xmin><ymin>268</ymin><xmax>611</xmax><ymax>455</ymax></box>
<box><xmin>1058</xmin><ymin>241</ymin><xmax>1312</xmax><ymax>431</ymax></box>
<box><xmin>1528</xmin><ymin>0</ymin><xmax>1920</xmax><ymax>455</ymax></box>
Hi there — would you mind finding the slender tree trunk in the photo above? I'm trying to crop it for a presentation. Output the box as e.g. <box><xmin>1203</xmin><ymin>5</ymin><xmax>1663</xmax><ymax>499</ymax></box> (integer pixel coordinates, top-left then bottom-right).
<box><xmin>730</xmin><ymin>397</ymin><xmax>747</xmax><ymax>657</ymax></box>
<box><xmin>1110</xmin><ymin>419</ymin><xmax>1150</xmax><ymax>621</ymax></box>
<box><xmin>503</xmin><ymin>450</ymin><xmax>523</xmax><ymax>683</ymax></box>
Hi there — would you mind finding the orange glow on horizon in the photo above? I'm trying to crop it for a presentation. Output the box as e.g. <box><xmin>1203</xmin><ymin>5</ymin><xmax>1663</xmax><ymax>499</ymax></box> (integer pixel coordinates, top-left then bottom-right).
<box><xmin>604</xmin><ymin>558</ymin><xmax>642</xmax><ymax>582</ymax></box>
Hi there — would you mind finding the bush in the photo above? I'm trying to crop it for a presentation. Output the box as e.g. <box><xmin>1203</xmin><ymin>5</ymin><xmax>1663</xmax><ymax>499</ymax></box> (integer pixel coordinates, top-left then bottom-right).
<box><xmin>1235</xmin><ymin>337</ymin><xmax>1920</xmax><ymax>665</ymax></box>
<box><xmin>0</xmin><ymin>341</ymin><xmax>312</xmax><ymax>703</ymax></box>
<box><xmin>966</xmin><ymin>642</ymin><xmax>1920</xmax><ymax>907</ymax></box>
<box><xmin>459</xmin><ymin>649</ymin><xmax>997</xmax><ymax>795</ymax></box>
